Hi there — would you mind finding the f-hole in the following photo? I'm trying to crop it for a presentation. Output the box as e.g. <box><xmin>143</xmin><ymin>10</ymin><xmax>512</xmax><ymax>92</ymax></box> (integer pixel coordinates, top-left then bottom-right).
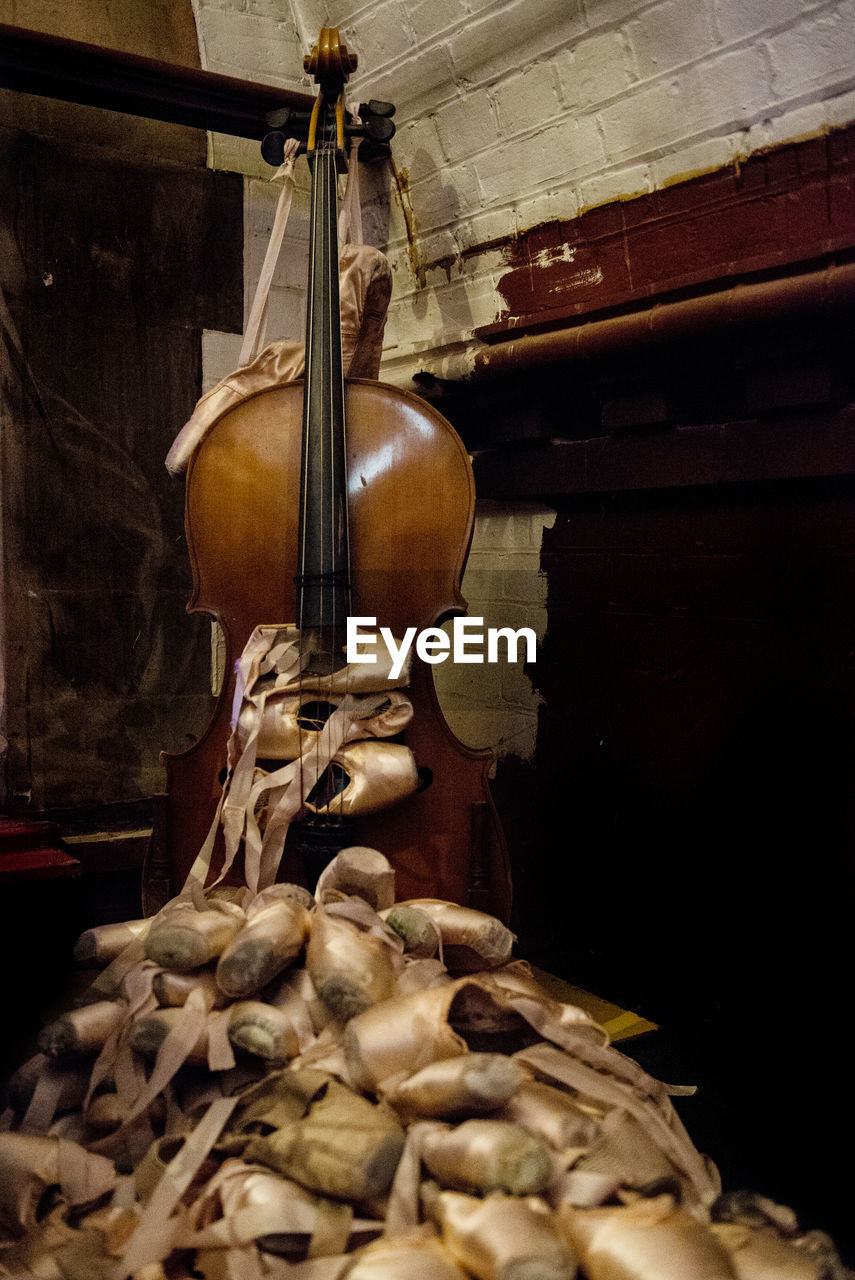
<box><xmin>307</xmin><ymin>761</ymin><xmax>350</xmax><ymax>808</ymax></box>
<box><xmin>297</xmin><ymin>699</ymin><xmax>337</xmax><ymax>731</ymax></box>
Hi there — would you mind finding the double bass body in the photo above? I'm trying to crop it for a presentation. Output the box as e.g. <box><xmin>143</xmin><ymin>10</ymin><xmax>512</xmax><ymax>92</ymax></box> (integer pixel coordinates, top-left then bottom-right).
<box><xmin>151</xmin><ymin>378</ymin><xmax>512</xmax><ymax>920</ymax></box>
<box><xmin>145</xmin><ymin>27</ymin><xmax>511</xmax><ymax>921</ymax></box>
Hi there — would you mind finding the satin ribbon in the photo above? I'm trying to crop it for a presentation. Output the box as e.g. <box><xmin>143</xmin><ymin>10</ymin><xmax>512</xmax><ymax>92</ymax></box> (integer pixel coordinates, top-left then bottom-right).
<box><xmin>182</xmin><ymin>624</ymin><xmax>416</xmax><ymax>898</ymax></box>
<box><xmin>239</xmin><ymin>139</ymin><xmax>301</xmax><ymax>368</ymax></box>
<box><xmin>515</xmin><ymin>1043</ymin><xmax>720</xmax><ymax>1208</ymax></box>
<box><xmin>116</xmin><ymin>1095</ymin><xmax>240</xmax><ymax>1276</ymax></box>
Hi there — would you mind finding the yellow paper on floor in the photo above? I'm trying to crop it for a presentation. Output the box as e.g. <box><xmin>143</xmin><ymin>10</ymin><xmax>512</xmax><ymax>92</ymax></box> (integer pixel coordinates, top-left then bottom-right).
<box><xmin>530</xmin><ymin>966</ymin><xmax>657</xmax><ymax>1042</ymax></box>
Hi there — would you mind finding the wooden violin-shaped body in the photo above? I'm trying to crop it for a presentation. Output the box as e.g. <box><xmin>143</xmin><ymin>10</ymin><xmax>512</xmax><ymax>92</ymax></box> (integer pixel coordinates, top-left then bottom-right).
<box><xmin>145</xmin><ymin>30</ymin><xmax>511</xmax><ymax>920</ymax></box>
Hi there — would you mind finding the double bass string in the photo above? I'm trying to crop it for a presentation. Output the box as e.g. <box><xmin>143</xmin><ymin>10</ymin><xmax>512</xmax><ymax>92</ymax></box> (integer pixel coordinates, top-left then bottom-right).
<box><xmin>297</xmin><ymin>96</ymin><xmax>324</xmax><ymax>820</ymax></box>
<box><xmin>298</xmin><ymin>87</ymin><xmax>354</xmax><ymax>845</ymax></box>
<box><xmin>326</xmin><ymin>137</ymin><xmax>341</xmax><ymax>820</ymax></box>
<box><xmin>329</xmin><ymin>131</ymin><xmax>351</xmax><ymax>823</ymax></box>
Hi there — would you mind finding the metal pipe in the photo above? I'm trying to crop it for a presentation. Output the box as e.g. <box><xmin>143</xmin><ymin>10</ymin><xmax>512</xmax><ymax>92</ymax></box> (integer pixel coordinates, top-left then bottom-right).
<box><xmin>473</xmin><ymin>260</ymin><xmax>855</xmax><ymax>380</ymax></box>
<box><xmin>0</xmin><ymin>21</ymin><xmax>313</xmax><ymax>140</ymax></box>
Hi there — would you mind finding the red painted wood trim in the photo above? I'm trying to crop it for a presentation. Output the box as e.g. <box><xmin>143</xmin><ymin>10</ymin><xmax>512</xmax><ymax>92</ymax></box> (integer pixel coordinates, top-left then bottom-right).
<box><xmin>0</xmin><ymin>817</ymin><xmax>80</xmax><ymax>881</ymax></box>
<box><xmin>478</xmin><ymin>124</ymin><xmax>855</xmax><ymax>340</ymax></box>
<box><xmin>0</xmin><ymin>848</ymin><xmax>81</xmax><ymax>882</ymax></box>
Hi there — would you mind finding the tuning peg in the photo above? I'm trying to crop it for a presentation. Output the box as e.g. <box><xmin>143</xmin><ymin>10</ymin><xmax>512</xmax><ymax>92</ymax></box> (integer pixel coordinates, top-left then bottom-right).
<box><xmin>360</xmin><ymin>99</ymin><xmax>396</xmax><ymax>119</ymax></box>
<box><xmin>261</xmin><ymin>130</ymin><xmax>287</xmax><ymax>165</ymax></box>
<box><xmin>347</xmin><ymin>115</ymin><xmax>396</xmax><ymax>143</ymax></box>
<box><xmin>260</xmin><ymin>107</ymin><xmax>312</xmax><ymax>165</ymax></box>
<box><xmin>265</xmin><ymin>106</ymin><xmax>294</xmax><ymax>129</ymax></box>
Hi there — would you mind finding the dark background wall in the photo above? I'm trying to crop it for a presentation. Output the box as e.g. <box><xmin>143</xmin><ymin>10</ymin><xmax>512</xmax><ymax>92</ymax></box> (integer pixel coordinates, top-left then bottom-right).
<box><xmin>0</xmin><ymin>0</ymin><xmax>242</xmax><ymax>1076</ymax></box>
<box><xmin>450</xmin><ymin>128</ymin><xmax>855</xmax><ymax>1254</ymax></box>
<box><xmin>0</xmin><ymin>136</ymin><xmax>240</xmax><ymax>811</ymax></box>
<box><xmin>505</xmin><ymin>479</ymin><xmax>855</xmax><ymax>1251</ymax></box>
<box><xmin>0</xmin><ymin>2</ymin><xmax>242</xmax><ymax>819</ymax></box>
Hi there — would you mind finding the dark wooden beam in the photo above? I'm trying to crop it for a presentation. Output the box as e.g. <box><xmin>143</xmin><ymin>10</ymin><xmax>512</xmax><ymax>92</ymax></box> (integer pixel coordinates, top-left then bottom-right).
<box><xmin>474</xmin><ymin>406</ymin><xmax>855</xmax><ymax>497</ymax></box>
<box><xmin>0</xmin><ymin>21</ymin><xmax>312</xmax><ymax>140</ymax></box>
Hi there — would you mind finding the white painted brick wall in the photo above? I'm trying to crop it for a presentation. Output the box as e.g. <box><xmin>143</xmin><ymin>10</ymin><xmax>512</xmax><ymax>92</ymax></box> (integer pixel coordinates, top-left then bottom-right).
<box><xmin>434</xmin><ymin>91</ymin><xmax>499</xmax><ymax>161</ymax></box>
<box><xmin>552</xmin><ymin>30</ymin><xmax>636</xmax><ymax>110</ymax></box>
<box><xmin>680</xmin><ymin>46</ymin><xmax>773</xmax><ymax>133</ymax></box>
<box><xmin>712</xmin><ymin>0</ymin><xmax>817</xmax><ymax>45</ymax></box>
<box><xmin>491</xmin><ymin>63</ymin><xmax>562</xmax><ymax>135</ymax></box>
<box><xmin>627</xmin><ymin>0</ymin><xmax>716</xmax><ymax>77</ymax></box>
<box><xmin>192</xmin><ymin>0</ymin><xmax>855</xmax><ymax>389</ymax></box>
<box><xmin>766</xmin><ymin>1</ymin><xmax>855</xmax><ymax>100</ymax></box>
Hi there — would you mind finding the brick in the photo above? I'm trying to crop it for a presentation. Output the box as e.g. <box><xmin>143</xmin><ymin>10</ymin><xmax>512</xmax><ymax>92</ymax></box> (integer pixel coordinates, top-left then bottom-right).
<box><xmin>392</xmin><ymin>117</ymin><xmax>445</xmax><ymax>186</ymax></box>
<box><xmin>263</xmin><ymin>285</ymin><xmax>305</xmax><ymax>341</ymax></box>
<box><xmin>761</xmin><ymin>108</ymin><xmax>827</xmax><ymax>160</ymax></box>
<box><xmin>456</xmin><ymin>273</ymin><xmax>504</xmax><ymax>330</ymax></box>
<box><xmin>366</xmin><ymin>41</ymin><xmax>457</xmax><ymax>112</ymax></box>
<box><xmin>245</xmin><ymin>176</ymin><xmax>281</xmax><ymax>231</ymax></box>
<box><xmin>475</xmin><ymin>117</ymin><xmax>604</xmax><ymax>204</ymax></box>
<box><xmin>516</xmin><ymin>187</ymin><xmax>580</xmax><ymax>229</ymax></box>
<box><xmin>245</xmin><ymin>231</ymin><xmax>309</xmax><ymax>290</ymax></box>
<box><xmin>554</xmin><ymin>29</ymin><xmax>636</xmax><ymax>109</ymax></box>
<box><xmin>579</xmin><ymin>162</ymin><xmax>651</xmax><ymax>210</ymax></box>
<box><xmin>765</xmin><ymin>2</ymin><xmax>855</xmax><ymax>101</ymax></box>
<box><xmin>677</xmin><ymin>46</ymin><xmax>771</xmax><ymax>133</ymax></box>
<box><xmin>245</xmin><ymin>0</ymin><xmax>299</xmax><ymax>17</ymax></box>
<box><xmin>461</xmin><ymin>557</ymin><xmax>508</xmax><ymax>603</ymax></box>
<box><xmin>582</xmin><ymin>0</ymin><xmax>654</xmax><ymax>27</ymax></box>
<box><xmin>245</xmin><ymin>178</ymin><xmax>310</xmax><ymax>238</ymax></box>
<box><xmin>514</xmin><ymin>505</ymin><xmax>558</xmax><ymax>546</ymax></box>
<box><xmin>434</xmin><ymin>90</ymin><xmax>499</xmax><ymax>162</ymax></box>
<box><xmin>408</xmin><ymin>0</ymin><xmax>465</xmax><ymax>43</ymax></box>
<box><xmin>626</xmin><ymin>0</ymin><xmax>715</xmax><ymax>77</ymax></box>
<box><xmin>358</xmin><ymin>204</ymin><xmax>392</xmax><ymax>253</ymax></box>
<box><xmin>445</xmin><ymin>0</ymin><xmax>585</xmax><ymax>87</ymax></box>
<box><xmin>597</xmin><ymin>79</ymin><xmax>684</xmax><ymax>161</ymax></box>
<box><xmin>825</xmin><ymin>86</ymin><xmax>855</xmax><ymax>127</ymax></box>
<box><xmin>197</xmin><ymin>0</ymin><xmax>248</xmax><ymax>11</ymax></box>
<box><xmin>350</xmin><ymin>0</ymin><xmax>416</xmax><ymax>68</ymax></box>
<box><xmin>202</xmin><ymin>330</ymin><xmax>244</xmax><ymax>390</ymax></box>
<box><xmin>713</xmin><ymin>0</ymin><xmax>822</xmax><ymax>45</ymax></box>
<box><xmin>494</xmin><ymin>235</ymin><xmax>619</xmax><ymax>322</ymax></box>
<box><xmin>651</xmin><ymin>135</ymin><xmax>739</xmax><ymax>188</ymax></box>
<box><xmin>209</xmin><ymin>133</ymin><xmax>272</xmax><ymax>178</ymax></box>
<box><xmin>251</xmin><ymin>194</ymin><xmax>311</xmax><ymax>248</ymax></box>
<box><xmin>491</xmin><ymin>63</ymin><xmax>562</xmax><ymax>134</ymax></box>
<box><xmin>456</xmin><ymin>206</ymin><xmax>518</xmax><ymax>250</ymax></box>
<box><xmin>579</xmin><ymin>200</ymin><xmax>626</xmax><ymax>237</ymax></box>
<box><xmin>420</xmin><ymin>228</ymin><xmax>460</xmax><ymax>266</ymax></box>
<box><xmin>410</xmin><ymin>163</ymin><xmax>481</xmax><ymax>233</ymax></box>
<box><xmin>201</xmin><ymin>12</ymin><xmax>305</xmax><ymax>82</ymax></box>
<box><xmin>501</xmin><ymin>653</ymin><xmax>540</xmax><ymax>709</ymax></box>
<box><xmin>796</xmin><ymin>134</ymin><xmax>832</xmax><ymax>176</ymax></box>
<box><xmin>503</xmin><ymin>555</ymin><xmax>549</xmax><ymax>604</ymax></box>
<box><xmin>494</xmin><ymin>713</ymin><xmax>538</xmax><ymax>761</ymax></box>
<box><xmin>436</xmin><ymin>640</ymin><xmax>505</xmax><ymax>702</ymax></box>
<box><xmin>472</xmin><ymin>509</ymin><xmax>527</xmax><ymax>550</ymax></box>
<box><xmin>420</xmin><ymin>275</ymin><xmax>488</xmax><ymax>332</ymax></box>
<box><xmin>830</xmin><ymin>172</ymin><xmax>855</xmax><ymax>238</ymax></box>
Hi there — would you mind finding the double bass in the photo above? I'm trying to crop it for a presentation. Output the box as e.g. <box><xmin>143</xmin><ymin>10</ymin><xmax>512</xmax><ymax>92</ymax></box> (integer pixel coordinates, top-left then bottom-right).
<box><xmin>144</xmin><ymin>29</ymin><xmax>511</xmax><ymax>922</ymax></box>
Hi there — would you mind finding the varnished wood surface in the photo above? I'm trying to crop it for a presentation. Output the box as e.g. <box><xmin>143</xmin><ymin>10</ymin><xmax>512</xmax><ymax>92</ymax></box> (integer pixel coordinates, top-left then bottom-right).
<box><xmin>146</xmin><ymin>379</ymin><xmax>512</xmax><ymax>920</ymax></box>
<box><xmin>187</xmin><ymin>380</ymin><xmax>473</xmax><ymax>636</ymax></box>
